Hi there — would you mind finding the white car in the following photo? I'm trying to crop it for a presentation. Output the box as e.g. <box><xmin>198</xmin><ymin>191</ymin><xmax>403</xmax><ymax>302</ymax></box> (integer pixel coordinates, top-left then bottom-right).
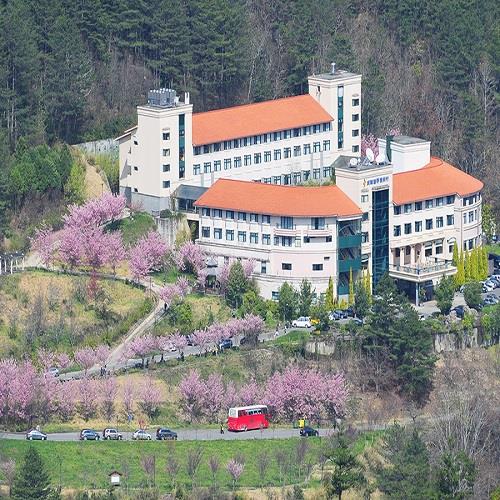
<box><xmin>132</xmin><ymin>429</ymin><xmax>152</xmax><ymax>440</ymax></box>
<box><xmin>47</xmin><ymin>367</ymin><xmax>59</xmax><ymax>377</ymax></box>
<box><xmin>291</xmin><ymin>317</ymin><xmax>312</xmax><ymax>328</ymax></box>
<box><xmin>483</xmin><ymin>281</ymin><xmax>495</xmax><ymax>292</ymax></box>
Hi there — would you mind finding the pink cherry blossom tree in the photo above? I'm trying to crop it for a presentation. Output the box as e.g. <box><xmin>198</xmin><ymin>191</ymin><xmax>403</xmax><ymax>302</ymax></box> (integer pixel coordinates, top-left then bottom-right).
<box><xmin>242</xmin><ymin>259</ymin><xmax>256</xmax><ymax>279</ymax></box>
<box><xmin>73</xmin><ymin>347</ymin><xmax>97</xmax><ymax>374</ymax></box>
<box><xmin>100</xmin><ymin>377</ymin><xmax>117</xmax><ymax>421</ymax></box>
<box><xmin>106</xmin><ymin>232</ymin><xmax>126</xmax><ymax>275</ymax></box>
<box><xmin>169</xmin><ymin>332</ymin><xmax>188</xmax><ymax>355</ymax></box>
<box><xmin>129</xmin><ymin>231</ymin><xmax>169</xmax><ymax>282</ymax></box>
<box><xmin>58</xmin><ymin>225</ymin><xmax>83</xmax><ymax>269</ymax></box>
<box><xmin>238</xmin><ymin>380</ymin><xmax>261</xmax><ymax>406</ymax></box>
<box><xmin>191</xmin><ymin>329</ymin><xmax>212</xmax><ymax>356</ymax></box>
<box><xmin>227</xmin><ymin>459</ymin><xmax>244</xmax><ymax>491</ymax></box>
<box><xmin>203</xmin><ymin>373</ymin><xmax>225</xmax><ymax>421</ymax></box>
<box><xmin>179</xmin><ymin>370</ymin><xmax>206</xmax><ymax>423</ymax></box>
<box><xmin>31</xmin><ymin>227</ymin><xmax>57</xmax><ymax>267</ymax></box>
<box><xmin>122</xmin><ymin>378</ymin><xmax>136</xmax><ymax>418</ymax></box>
<box><xmin>139</xmin><ymin>375</ymin><xmax>162</xmax><ymax>418</ymax></box>
<box><xmin>217</xmin><ymin>260</ymin><xmax>232</xmax><ymax>294</ymax></box>
<box><xmin>122</xmin><ymin>334</ymin><xmax>158</xmax><ymax>366</ymax></box>
<box><xmin>76</xmin><ymin>377</ymin><xmax>99</xmax><ymax>421</ymax></box>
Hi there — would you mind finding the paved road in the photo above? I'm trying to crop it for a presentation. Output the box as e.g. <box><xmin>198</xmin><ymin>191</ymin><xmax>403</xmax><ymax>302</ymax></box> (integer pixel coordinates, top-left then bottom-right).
<box><xmin>0</xmin><ymin>427</ymin><xmax>340</xmax><ymax>442</ymax></box>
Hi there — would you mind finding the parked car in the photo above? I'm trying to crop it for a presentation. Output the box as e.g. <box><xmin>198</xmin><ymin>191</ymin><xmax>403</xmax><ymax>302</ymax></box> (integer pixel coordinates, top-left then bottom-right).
<box><xmin>291</xmin><ymin>317</ymin><xmax>312</xmax><ymax>328</ymax></box>
<box><xmin>47</xmin><ymin>367</ymin><xmax>59</xmax><ymax>377</ymax></box>
<box><xmin>102</xmin><ymin>428</ymin><xmax>123</xmax><ymax>440</ymax></box>
<box><xmin>483</xmin><ymin>281</ymin><xmax>496</xmax><ymax>293</ymax></box>
<box><xmin>485</xmin><ymin>293</ymin><xmax>499</xmax><ymax>303</ymax></box>
<box><xmin>300</xmin><ymin>426</ymin><xmax>319</xmax><ymax>437</ymax></box>
<box><xmin>26</xmin><ymin>429</ymin><xmax>47</xmax><ymax>441</ymax></box>
<box><xmin>345</xmin><ymin>307</ymin><xmax>355</xmax><ymax>318</ymax></box>
<box><xmin>132</xmin><ymin>429</ymin><xmax>152</xmax><ymax>440</ymax></box>
<box><xmin>219</xmin><ymin>339</ymin><xmax>233</xmax><ymax>351</ymax></box>
<box><xmin>483</xmin><ymin>297</ymin><xmax>497</xmax><ymax>306</ymax></box>
<box><xmin>452</xmin><ymin>305</ymin><xmax>465</xmax><ymax>319</ymax></box>
<box><xmin>156</xmin><ymin>428</ymin><xmax>178</xmax><ymax>440</ymax></box>
<box><xmin>80</xmin><ymin>429</ymin><xmax>100</xmax><ymax>441</ymax></box>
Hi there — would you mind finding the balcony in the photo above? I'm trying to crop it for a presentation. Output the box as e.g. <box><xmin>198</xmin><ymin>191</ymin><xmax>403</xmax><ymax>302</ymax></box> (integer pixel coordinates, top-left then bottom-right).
<box><xmin>274</xmin><ymin>223</ymin><xmax>297</xmax><ymax>236</ymax></box>
<box><xmin>389</xmin><ymin>259</ymin><xmax>456</xmax><ymax>283</ymax></box>
<box><xmin>338</xmin><ymin>234</ymin><xmax>362</xmax><ymax>249</ymax></box>
<box><xmin>338</xmin><ymin>258</ymin><xmax>361</xmax><ymax>273</ymax></box>
<box><xmin>305</xmin><ymin>224</ymin><xmax>331</xmax><ymax>237</ymax></box>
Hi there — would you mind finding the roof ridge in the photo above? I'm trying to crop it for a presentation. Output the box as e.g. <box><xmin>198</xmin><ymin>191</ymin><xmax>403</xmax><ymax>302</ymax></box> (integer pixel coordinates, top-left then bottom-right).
<box><xmin>193</xmin><ymin>94</ymin><xmax>314</xmax><ymax>117</ymax></box>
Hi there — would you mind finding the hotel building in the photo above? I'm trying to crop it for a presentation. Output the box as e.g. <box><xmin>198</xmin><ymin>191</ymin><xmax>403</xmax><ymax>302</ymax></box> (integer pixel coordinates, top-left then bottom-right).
<box><xmin>118</xmin><ymin>66</ymin><xmax>484</xmax><ymax>302</ymax></box>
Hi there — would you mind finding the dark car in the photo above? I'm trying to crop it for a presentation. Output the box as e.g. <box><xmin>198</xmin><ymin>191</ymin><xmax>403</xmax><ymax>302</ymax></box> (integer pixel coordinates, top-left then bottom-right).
<box><xmin>26</xmin><ymin>429</ymin><xmax>47</xmax><ymax>441</ymax></box>
<box><xmin>156</xmin><ymin>428</ymin><xmax>178</xmax><ymax>440</ymax></box>
<box><xmin>80</xmin><ymin>429</ymin><xmax>100</xmax><ymax>441</ymax></box>
<box><xmin>300</xmin><ymin>426</ymin><xmax>319</xmax><ymax>437</ymax></box>
<box><xmin>345</xmin><ymin>307</ymin><xmax>355</xmax><ymax>318</ymax></box>
<box><xmin>219</xmin><ymin>339</ymin><xmax>233</xmax><ymax>351</ymax></box>
<box><xmin>452</xmin><ymin>305</ymin><xmax>465</xmax><ymax>319</ymax></box>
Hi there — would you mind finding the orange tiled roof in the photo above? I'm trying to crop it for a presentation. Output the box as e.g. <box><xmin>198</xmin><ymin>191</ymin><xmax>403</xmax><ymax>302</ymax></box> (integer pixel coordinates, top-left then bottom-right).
<box><xmin>194</xmin><ymin>179</ymin><xmax>362</xmax><ymax>217</ymax></box>
<box><xmin>393</xmin><ymin>157</ymin><xmax>483</xmax><ymax>205</ymax></box>
<box><xmin>192</xmin><ymin>95</ymin><xmax>332</xmax><ymax>146</ymax></box>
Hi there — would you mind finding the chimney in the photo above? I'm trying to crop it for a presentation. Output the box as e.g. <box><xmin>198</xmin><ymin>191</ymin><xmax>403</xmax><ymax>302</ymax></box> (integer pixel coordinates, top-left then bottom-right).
<box><xmin>184</xmin><ymin>92</ymin><xmax>190</xmax><ymax>105</ymax></box>
<box><xmin>331</xmin><ymin>62</ymin><xmax>336</xmax><ymax>74</ymax></box>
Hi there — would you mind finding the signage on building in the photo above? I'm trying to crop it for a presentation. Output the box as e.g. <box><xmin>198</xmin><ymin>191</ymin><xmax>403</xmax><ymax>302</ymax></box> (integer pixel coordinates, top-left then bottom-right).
<box><xmin>365</xmin><ymin>175</ymin><xmax>389</xmax><ymax>187</ymax></box>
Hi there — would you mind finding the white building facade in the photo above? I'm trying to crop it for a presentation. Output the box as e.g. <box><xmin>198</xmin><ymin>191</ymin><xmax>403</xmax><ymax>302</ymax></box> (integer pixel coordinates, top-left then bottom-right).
<box><xmin>117</xmin><ymin>66</ymin><xmax>483</xmax><ymax>301</ymax></box>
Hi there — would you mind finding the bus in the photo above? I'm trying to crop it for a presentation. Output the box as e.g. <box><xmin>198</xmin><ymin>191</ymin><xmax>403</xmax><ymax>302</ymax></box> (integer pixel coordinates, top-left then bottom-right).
<box><xmin>227</xmin><ymin>405</ymin><xmax>269</xmax><ymax>432</ymax></box>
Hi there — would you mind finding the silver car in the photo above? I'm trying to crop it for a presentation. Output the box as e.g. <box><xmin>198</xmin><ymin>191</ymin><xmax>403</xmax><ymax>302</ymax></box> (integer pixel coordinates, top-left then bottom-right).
<box><xmin>132</xmin><ymin>429</ymin><xmax>152</xmax><ymax>440</ymax></box>
<box><xmin>26</xmin><ymin>429</ymin><xmax>47</xmax><ymax>440</ymax></box>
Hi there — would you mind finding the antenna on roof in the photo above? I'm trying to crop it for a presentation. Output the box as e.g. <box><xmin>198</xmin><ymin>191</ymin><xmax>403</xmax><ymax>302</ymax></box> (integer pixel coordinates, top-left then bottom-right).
<box><xmin>349</xmin><ymin>158</ymin><xmax>358</xmax><ymax>167</ymax></box>
<box><xmin>375</xmin><ymin>152</ymin><xmax>385</xmax><ymax>164</ymax></box>
<box><xmin>331</xmin><ymin>62</ymin><xmax>336</xmax><ymax>74</ymax></box>
<box><xmin>366</xmin><ymin>148</ymin><xmax>375</xmax><ymax>162</ymax></box>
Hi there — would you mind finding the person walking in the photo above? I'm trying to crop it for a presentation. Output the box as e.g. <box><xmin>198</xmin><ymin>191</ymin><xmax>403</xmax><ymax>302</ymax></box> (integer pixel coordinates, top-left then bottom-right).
<box><xmin>220</xmin><ymin>423</ymin><xmax>225</xmax><ymax>435</ymax></box>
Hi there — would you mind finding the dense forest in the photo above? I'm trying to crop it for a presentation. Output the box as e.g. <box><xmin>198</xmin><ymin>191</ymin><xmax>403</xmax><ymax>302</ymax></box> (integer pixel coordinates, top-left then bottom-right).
<box><xmin>0</xmin><ymin>0</ymin><xmax>498</xmax><ymax>244</ymax></box>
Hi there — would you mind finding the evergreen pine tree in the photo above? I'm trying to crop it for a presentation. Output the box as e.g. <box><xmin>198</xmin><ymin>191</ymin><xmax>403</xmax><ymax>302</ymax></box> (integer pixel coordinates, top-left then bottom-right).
<box><xmin>465</xmin><ymin>251</ymin><xmax>472</xmax><ymax>282</ymax></box>
<box><xmin>226</xmin><ymin>260</ymin><xmax>249</xmax><ymax>308</ymax></box>
<box><xmin>11</xmin><ymin>446</ymin><xmax>56</xmax><ymax>500</ymax></box>
<box><xmin>455</xmin><ymin>249</ymin><xmax>465</xmax><ymax>287</ymax></box>
<box><xmin>471</xmin><ymin>248</ymin><xmax>479</xmax><ymax>281</ymax></box>
<box><xmin>278</xmin><ymin>282</ymin><xmax>297</xmax><ymax>322</ymax></box>
<box><xmin>325</xmin><ymin>277</ymin><xmax>335</xmax><ymax>311</ymax></box>
<box><xmin>298</xmin><ymin>279</ymin><xmax>314</xmax><ymax>317</ymax></box>
<box><xmin>354</xmin><ymin>280</ymin><xmax>370</xmax><ymax>319</ymax></box>
<box><xmin>348</xmin><ymin>268</ymin><xmax>354</xmax><ymax>306</ymax></box>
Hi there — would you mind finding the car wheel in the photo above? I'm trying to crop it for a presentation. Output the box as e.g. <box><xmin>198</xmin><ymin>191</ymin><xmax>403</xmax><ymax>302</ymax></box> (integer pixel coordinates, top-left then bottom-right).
<box><xmin>148</xmin><ymin>436</ymin><xmax>151</xmax><ymax>440</ymax></box>
<box><xmin>84</xmin><ymin>436</ymin><xmax>87</xmax><ymax>440</ymax></box>
<box><xmin>44</xmin><ymin>437</ymin><xmax>47</xmax><ymax>440</ymax></box>
<box><xmin>29</xmin><ymin>436</ymin><xmax>33</xmax><ymax>440</ymax></box>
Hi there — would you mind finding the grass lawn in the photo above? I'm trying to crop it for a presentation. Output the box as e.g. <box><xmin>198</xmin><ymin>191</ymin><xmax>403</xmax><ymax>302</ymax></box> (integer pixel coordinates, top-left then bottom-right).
<box><xmin>485</xmin><ymin>243</ymin><xmax>500</xmax><ymax>256</ymax></box>
<box><xmin>271</xmin><ymin>330</ymin><xmax>312</xmax><ymax>346</ymax></box>
<box><xmin>0</xmin><ymin>433</ymin><xmax>380</xmax><ymax>492</ymax></box>
<box><xmin>109</xmin><ymin>212</ymin><xmax>156</xmax><ymax>246</ymax></box>
<box><xmin>0</xmin><ymin>270</ymin><xmax>151</xmax><ymax>357</ymax></box>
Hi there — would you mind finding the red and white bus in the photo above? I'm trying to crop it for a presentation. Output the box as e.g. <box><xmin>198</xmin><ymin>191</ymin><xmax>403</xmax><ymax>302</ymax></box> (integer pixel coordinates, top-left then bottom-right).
<box><xmin>227</xmin><ymin>405</ymin><xmax>269</xmax><ymax>432</ymax></box>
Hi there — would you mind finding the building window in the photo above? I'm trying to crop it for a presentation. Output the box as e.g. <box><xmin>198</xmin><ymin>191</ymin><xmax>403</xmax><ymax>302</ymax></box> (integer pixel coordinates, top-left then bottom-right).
<box><xmin>274</xmin><ymin>149</ymin><xmax>281</xmax><ymax>161</ymax></box>
<box><xmin>261</xmin><ymin>261</ymin><xmax>267</xmax><ymax>274</ymax></box>
<box><xmin>303</xmin><ymin>144</ymin><xmax>311</xmax><ymax>155</ymax></box>
<box><xmin>213</xmin><ymin>209</ymin><xmax>222</xmax><ymax>218</ymax></box>
<box><xmin>238</xmin><ymin>212</ymin><xmax>247</xmax><ymax>221</ymax></box>
<box><xmin>213</xmin><ymin>160</ymin><xmax>221</xmax><ymax>171</ymax></box>
<box><xmin>352</xmin><ymin>114</ymin><xmax>359</xmax><ymax>121</ymax></box>
<box><xmin>313</xmin><ymin>142</ymin><xmax>321</xmax><ymax>153</ymax></box>
<box><xmin>313</xmin><ymin>168</ymin><xmax>320</xmax><ymax>179</ymax></box>
<box><xmin>326</xmin><ymin>235</ymin><xmax>332</xmax><ymax>242</ymax></box>
<box><xmin>415</xmin><ymin>201</ymin><xmax>422</xmax><ymax>211</ymax></box>
<box><xmin>394</xmin><ymin>206</ymin><xmax>401</xmax><ymax>215</ymax></box>
<box><xmin>201</xmin><ymin>226</ymin><xmax>210</xmax><ymax>238</ymax></box>
<box><xmin>323</xmin><ymin>167</ymin><xmax>332</xmax><ymax>178</ymax></box>
<box><xmin>447</xmin><ymin>214</ymin><xmax>454</xmax><ymax>226</ymax></box>
<box><xmin>293</xmin><ymin>146</ymin><xmax>301</xmax><ymax>157</ymax></box>
<box><xmin>226</xmin><ymin>230</ymin><xmax>234</xmax><ymax>241</ymax></box>
<box><xmin>281</xmin><ymin>236</ymin><xmax>293</xmax><ymax>247</ymax></box>
<box><xmin>426</xmin><ymin>219</ymin><xmax>433</xmax><ymax>230</ymax></box>
<box><xmin>352</xmin><ymin>129</ymin><xmax>359</xmax><ymax>137</ymax></box>
<box><xmin>303</xmin><ymin>126</ymin><xmax>311</xmax><ymax>135</ymax></box>
<box><xmin>264</xmin><ymin>151</ymin><xmax>271</xmax><ymax>162</ymax></box>
<box><xmin>361</xmin><ymin>232</ymin><xmax>369</xmax><ymax>243</ymax></box>
<box><xmin>254</xmin><ymin>153</ymin><xmax>261</xmax><ymax>164</ymax></box>
<box><xmin>162</xmin><ymin>164</ymin><xmax>170</xmax><ymax>172</ymax></box>
<box><xmin>404</xmin><ymin>203</ymin><xmax>412</xmax><ymax>214</ymax></box>
<box><xmin>352</xmin><ymin>145</ymin><xmax>359</xmax><ymax>153</ymax></box>
<box><xmin>226</xmin><ymin>210</ymin><xmax>234</xmax><ymax>219</ymax></box>
<box><xmin>272</xmin><ymin>291</ymin><xmax>279</xmax><ymax>300</ymax></box>
<box><xmin>163</xmin><ymin>180</ymin><xmax>170</xmax><ymax>188</ymax></box>
<box><xmin>193</xmin><ymin>164</ymin><xmax>201</xmax><ymax>175</ymax></box>
<box><xmin>244</xmin><ymin>155</ymin><xmax>251</xmax><ymax>166</ymax></box>
<box><xmin>425</xmin><ymin>246</ymin><xmax>432</xmax><ymax>257</ymax></box>
<box><xmin>203</xmin><ymin>162</ymin><xmax>211</xmax><ymax>173</ymax></box>
<box><xmin>262</xmin><ymin>215</ymin><xmax>271</xmax><ymax>224</ymax></box>
<box><xmin>436</xmin><ymin>216</ymin><xmax>444</xmax><ymax>228</ymax></box>
<box><xmin>162</xmin><ymin>149</ymin><xmax>170</xmax><ymax>157</ymax></box>
<box><xmin>234</xmin><ymin>156</ymin><xmax>242</xmax><ymax>168</ymax></box>
<box><xmin>224</xmin><ymin>158</ymin><xmax>231</xmax><ymax>170</ymax></box>
<box><xmin>323</xmin><ymin>122</ymin><xmax>331</xmax><ymax>132</ymax></box>
<box><xmin>352</xmin><ymin>98</ymin><xmax>360</xmax><ymax>106</ymax></box>
<box><xmin>436</xmin><ymin>197</ymin><xmax>444</xmax><ymax>207</ymax></box>
<box><xmin>435</xmin><ymin>241</ymin><xmax>443</xmax><ymax>254</ymax></box>
<box><xmin>284</xmin><ymin>147</ymin><xmax>291</xmax><ymax>159</ymax></box>
<box><xmin>273</xmin><ymin>176</ymin><xmax>282</xmax><ymax>185</ymax></box>
<box><xmin>262</xmin><ymin>234</ymin><xmax>271</xmax><ymax>245</ymax></box>
<box><xmin>250</xmin><ymin>232</ymin><xmax>258</xmax><ymax>244</ymax></box>
<box><xmin>415</xmin><ymin>221</ymin><xmax>422</xmax><ymax>232</ymax></box>
<box><xmin>202</xmin><ymin>207</ymin><xmax>210</xmax><ymax>216</ymax></box>
<box><xmin>250</xmin><ymin>213</ymin><xmax>258</xmax><ymax>222</ymax></box>
<box><xmin>214</xmin><ymin>228</ymin><xmax>222</xmax><ymax>240</ymax></box>
<box><xmin>394</xmin><ymin>225</ymin><xmax>401</xmax><ymax>237</ymax></box>
<box><xmin>425</xmin><ymin>199</ymin><xmax>433</xmax><ymax>209</ymax></box>
<box><xmin>404</xmin><ymin>223</ymin><xmax>412</xmax><ymax>235</ymax></box>
<box><xmin>162</xmin><ymin>132</ymin><xmax>170</xmax><ymax>140</ymax></box>
<box><xmin>238</xmin><ymin>231</ymin><xmax>246</xmax><ymax>243</ymax></box>
<box><xmin>214</xmin><ymin>143</ymin><xmax>221</xmax><ymax>152</ymax></box>
<box><xmin>359</xmin><ymin>194</ymin><xmax>368</xmax><ymax>203</ymax></box>
<box><xmin>203</xmin><ymin>145</ymin><xmax>210</xmax><ymax>154</ymax></box>
<box><xmin>280</xmin><ymin>216</ymin><xmax>294</xmax><ymax>229</ymax></box>
<box><xmin>446</xmin><ymin>195</ymin><xmax>455</xmax><ymax>204</ymax></box>
<box><xmin>312</xmin><ymin>264</ymin><xmax>323</xmax><ymax>271</ymax></box>
<box><xmin>323</xmin><ymin>140</ymin><xmax>331</xmax><ymax>151</ymax></box>
<box><xmin>282</xmin><ymin>263</ymin><xmax>292</xmax><ymax>271</ymax></box>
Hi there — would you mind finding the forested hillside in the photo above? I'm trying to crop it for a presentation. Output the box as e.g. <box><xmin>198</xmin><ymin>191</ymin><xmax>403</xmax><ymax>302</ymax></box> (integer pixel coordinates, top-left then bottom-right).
<box><xmin>0</xmin><ymin>0</ymin><xmax>498</xmax><ymax>243</ymax></box>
